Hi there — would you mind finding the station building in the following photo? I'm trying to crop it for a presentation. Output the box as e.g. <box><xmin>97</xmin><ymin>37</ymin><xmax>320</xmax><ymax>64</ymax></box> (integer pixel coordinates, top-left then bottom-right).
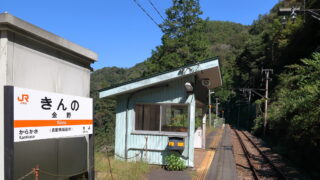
<box><xmin>99</xmin><ymin>59</ymin><xmax>222</xmax><ymax>167</ymax></box>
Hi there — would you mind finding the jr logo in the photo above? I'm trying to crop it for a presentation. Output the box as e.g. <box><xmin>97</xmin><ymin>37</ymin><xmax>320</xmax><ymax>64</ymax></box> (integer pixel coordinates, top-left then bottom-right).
<box><xmin>17</xmin><ymin>94</ymin><xmax>29</xmax><ymax>104</ymax></box>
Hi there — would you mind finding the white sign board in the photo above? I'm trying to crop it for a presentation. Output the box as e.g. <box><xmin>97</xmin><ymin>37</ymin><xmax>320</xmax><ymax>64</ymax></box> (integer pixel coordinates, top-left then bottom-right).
<box><xmin>13</xmin><ymin>87</ymin><xmax>93</xmax><ymax>142</ymax></box>
<box><xmin>194</xmin><ymin>127</ymin><xmax>202</xmax><ymax>148</ymax></box>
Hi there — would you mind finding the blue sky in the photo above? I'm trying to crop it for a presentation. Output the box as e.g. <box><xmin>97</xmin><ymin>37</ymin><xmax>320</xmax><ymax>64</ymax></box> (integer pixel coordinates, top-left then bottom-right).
<box><xmin>2</xmin><ymin>0</ymin><xmax>278</xmax><ymax>70</ymax></box>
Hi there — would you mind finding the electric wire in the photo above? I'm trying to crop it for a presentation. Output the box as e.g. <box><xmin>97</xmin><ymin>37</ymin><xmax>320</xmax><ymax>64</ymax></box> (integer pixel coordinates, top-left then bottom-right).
<box><xmin>17</xmin><ymin>169</ymin><xmax>34</xmax><ymax>180</ymax></box>
<box><xmin>17</xmin><ymin>166</ymin><xmax>93</xmax><ymax>178</ymax></box>
<box><xmin>39</xmin><ymin>167</ymin><xmax>92</xmax><ymax>177</ymax></box>
<box><xmin>133</xmin><ymin>0</ymin><xmax>160</xmax><ymax>28</ymax></box>
<box><xmin>148</xmin><ymin>0</ymin><xmax>165</xmax><ymax>21</ymax></box>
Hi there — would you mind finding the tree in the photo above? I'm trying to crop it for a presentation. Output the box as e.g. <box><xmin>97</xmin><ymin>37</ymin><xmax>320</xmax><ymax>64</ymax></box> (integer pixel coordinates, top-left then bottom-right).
<box><xmin>145</xmin><ymin>0</ymin><xmax>211</xmax><ymax>75</ymax></box>
<box><xmin>255</xmin><ymin>53</ymin><xmax>320</xmax><ymax>171</ymax></box>
<box><xmin>161</xmin><ymin>0</ymin><xmax>203</xmax><ymax>38</ymax></box>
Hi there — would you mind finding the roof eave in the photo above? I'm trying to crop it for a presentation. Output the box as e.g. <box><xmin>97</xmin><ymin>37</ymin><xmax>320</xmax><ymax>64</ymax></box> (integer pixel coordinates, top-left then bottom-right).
<box><xmin>99</xmin><ymin>59</ymin><xmax>221</xmax><ymax>98</ymax></box>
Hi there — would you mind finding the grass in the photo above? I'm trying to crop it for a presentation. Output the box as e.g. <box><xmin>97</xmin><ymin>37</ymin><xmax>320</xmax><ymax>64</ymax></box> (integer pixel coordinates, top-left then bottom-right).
<box><xmin>95</xmin><ymin>152</ymin><xmax>150</xmax><ymax>180</ymax></box>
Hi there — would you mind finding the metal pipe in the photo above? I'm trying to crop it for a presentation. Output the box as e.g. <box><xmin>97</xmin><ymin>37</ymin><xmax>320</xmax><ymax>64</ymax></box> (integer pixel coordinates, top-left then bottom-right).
<box><xmin>128</xmin><ymin>148</ymin><xmax>163</xmax><ymax>152</ymax></box>
<box><xmin>125</xmin><ymin>93</ymin><xmax>134</xmax><ymax>160</ymax></box>
<box><xmin>215</xmin><ymin>98</ymin><xmax>219</xmax><ymax>127</ymax></box>
<box><xmin>208</xmin><ymin>89</ymin><xmax>212</xmax><ymax>127</ymax></box>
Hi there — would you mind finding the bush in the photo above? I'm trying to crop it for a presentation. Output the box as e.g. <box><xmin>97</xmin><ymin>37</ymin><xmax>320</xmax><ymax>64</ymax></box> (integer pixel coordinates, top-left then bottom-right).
<box><xmin>252</xmin><ymin>53</ymin><xmax>320</xmax><ymax>173</ymax></box>
<box><xmin>165</xmin><ymin>152</ymin><xmax>186</xmax><ymax>171</ymax></box>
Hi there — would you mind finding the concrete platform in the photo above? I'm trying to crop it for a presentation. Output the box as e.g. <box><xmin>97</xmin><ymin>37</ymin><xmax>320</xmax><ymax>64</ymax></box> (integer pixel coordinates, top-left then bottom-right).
<box><xmin>206</xmin><ymin>126</ymin><xmax>237</xmax><ymax>180</ymax></box>
<box><xmin>193</xmin><ymin>128</ymin><xmax>223</xmax><ymax>180</ymax></box>
<box><xmin>147</xmin><ymin>167</ymin><xmax>193</xmax><ymax>180</ymax></box>
<box><xmin>147</xmin><ymin>128</ymin><xmax>224</xmax><ymax>180</ymax></box>
<box><xmin>194</xmin><ymin>149</ymin><xmax>207</xmax><ymax>169</ymax></box>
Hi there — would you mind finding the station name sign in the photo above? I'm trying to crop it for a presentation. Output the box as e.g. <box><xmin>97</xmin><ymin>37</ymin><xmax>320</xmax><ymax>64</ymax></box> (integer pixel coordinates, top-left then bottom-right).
<box><xmin>11</xmin><ymin>87</ymin><xmax>93</xmax><ymax>142</ymax></box>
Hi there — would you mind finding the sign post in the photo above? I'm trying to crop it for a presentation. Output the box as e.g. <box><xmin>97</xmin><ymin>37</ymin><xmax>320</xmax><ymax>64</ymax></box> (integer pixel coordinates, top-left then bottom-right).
<box><xmin>4</xmin><ymin>86</ymin><xmax>14</xmax><ymax>180</ymax></box>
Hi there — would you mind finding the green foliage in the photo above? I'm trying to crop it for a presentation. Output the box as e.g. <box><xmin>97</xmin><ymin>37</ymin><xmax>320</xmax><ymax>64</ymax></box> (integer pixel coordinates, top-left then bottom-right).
<box><xmin>91</xmin><ymin>64</ymin><xmax>148</xmax><ymax>150</ymax></box>
<box><xmin>195</xmin><ymin>107</ymin><xmax>204</xmax><ymax>129</ymax></box>
<box><xmin>256</xmin><ymin>53</ymin><xmax>320</xmax><ymax>171</ymax></box>
<box><xmin>144</xmin><ymin>0</ymin><xmax>211</xmax><ymax>75</ymax></box>
<box><xmin>234</xmin><ymin>0</ymin><xmax>320</xmax><ymax>127</ymax></box>
<box><xmin>165</xmin><ymin>152</ymin><xmax>186</xmax><ymax>171</ymax></box>
<box><xmin>92</xmin><ymin>0</ymin><xmax>250</xmax><ymax>151</ymax></box>
<box><xmin>270</xmin><ymin>53</ymin><xmax>320</xmax><ymax>136</ymax></box>
<box><xmin>195</xmin><ymin>117</ymin><xmax>202</xmax><ymax>129</ymax></box>
<box><xmin>161</xmin><ymin>0</ymin><xmax>203</xmax><ymax>38</ymax></box>
<box><xmin>169</xmin><ymin>114</ymin><xmax>187</xmax><ymax>127</ymax></box>
<box><xmin>225</xmin><ymin>0</ymin><xmax>320</xmax><ymax>176</ymax></box>
<box><xmin>91</xmin><ymin>1</ymin><xmax>320</xmax><ymax>176</ymax></box>
<box><xmin>235</xmin><ymin>0</ymin><xmax>320</xmax><ymax>90</ymax></box>
<box><xmin>206</xmin><ymin>21</ymin><xmax>249</xmax><ymax>101</ymax></box>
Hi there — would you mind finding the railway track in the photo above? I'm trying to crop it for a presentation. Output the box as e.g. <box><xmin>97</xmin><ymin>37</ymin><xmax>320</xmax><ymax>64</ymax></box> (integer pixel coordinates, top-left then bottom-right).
<box><xmin>232</xmin><ymin>127</ymin><xmax>287</xmax><ymax>180</ymax></box>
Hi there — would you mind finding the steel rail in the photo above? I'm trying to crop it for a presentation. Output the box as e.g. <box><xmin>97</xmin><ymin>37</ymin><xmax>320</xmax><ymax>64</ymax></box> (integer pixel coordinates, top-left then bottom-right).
<box><xmin>240</xmin><ymin>131</ymin><xmax>287</xmax><ymax>180</ymax></box>
<box><xmin>233</xmin><ymin>128</ymin><xmax>259</xmax><ymax>180</ymax></box>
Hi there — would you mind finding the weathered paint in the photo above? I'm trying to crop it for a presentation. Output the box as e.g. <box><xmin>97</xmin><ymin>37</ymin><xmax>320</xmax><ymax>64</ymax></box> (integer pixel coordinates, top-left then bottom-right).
<box><xmin>0</xmin><ymin>13</ymin><xmax>96</xmax><ymax>179</ymax></box>
<box><xmin>114</xmin><ymin>76</ymin><xmax>196</xmax><ymax>167</ymax></box>
<box><xmin>0</xmin><ymin>31</ymin><xmax>8</xmax><ymax>180</ymax></box>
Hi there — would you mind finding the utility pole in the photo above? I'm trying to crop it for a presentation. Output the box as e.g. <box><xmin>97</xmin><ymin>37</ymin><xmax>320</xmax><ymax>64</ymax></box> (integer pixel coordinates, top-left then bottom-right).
<box><xmin>215</xmin><ymin>98</ymin><xmax>219</xmax><ymax>127</ymax></box>
<box><xmin>208</xmin><ymin>89</ymin><xmax>212</xmax><ymax>127</ymax></box>
<box><xmin>208</xmin><ymin>90</ymin><xmax>214</xmax><ymax>127</ymax></box>
<box><xmin>262</xmin><ymin>69</ymin><xmax>273</xmax><ymax>135</ymax></box>
<box><xmin>247</xmin><ymin>90</ymin><xmax>252</xmax><ymax>129</ymax></box>
<box><xmin>239</xmin><ymin>68</ymin><xmax>272</xmax><ymax>135</ymax></box>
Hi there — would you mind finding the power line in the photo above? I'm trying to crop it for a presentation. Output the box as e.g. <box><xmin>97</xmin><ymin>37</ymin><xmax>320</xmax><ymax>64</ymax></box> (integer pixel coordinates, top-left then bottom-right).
<box><xmin>133</xmin><ymin>0</ymin><xmax>160</xmax><ymax>28</ymax></box>
<box><xmin>148</xmin><ymin>0</ymin><xmax>165</xmax><ymax>21</ymax></box>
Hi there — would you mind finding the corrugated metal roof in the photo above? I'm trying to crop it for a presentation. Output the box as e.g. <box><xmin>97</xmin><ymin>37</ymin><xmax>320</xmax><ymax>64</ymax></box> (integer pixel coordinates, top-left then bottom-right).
<box><xmin>99</xmin><ymin>57</ymin><xmax>222</xmax><ymax>98</ymax></box>
<box><xmin>99</xmin><ymin>57</ymin><xmax>219</xmax><ymax>92</ymax></box>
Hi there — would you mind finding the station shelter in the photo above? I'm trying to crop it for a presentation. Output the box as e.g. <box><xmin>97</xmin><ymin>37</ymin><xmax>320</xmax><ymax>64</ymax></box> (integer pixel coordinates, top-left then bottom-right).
<box><xmin>99</xmin><ymin>59</ymin><xmax>222</xmax><ymax>167</ymax></box>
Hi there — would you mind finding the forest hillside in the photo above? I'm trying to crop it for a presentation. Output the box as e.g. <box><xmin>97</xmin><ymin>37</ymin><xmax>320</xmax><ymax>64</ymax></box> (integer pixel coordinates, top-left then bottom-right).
<box><xmin>92</xmin><ymin>0</ymin><xmax>320</xmax><ymax>176</ymax></box>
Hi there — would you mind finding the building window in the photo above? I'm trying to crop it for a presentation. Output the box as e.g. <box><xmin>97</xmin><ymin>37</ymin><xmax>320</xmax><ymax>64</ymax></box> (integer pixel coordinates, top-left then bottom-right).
<box><xmin>135</xmin><ymin>104</ymin><xmax>188</xmax><ymax>132</ymax></box>
<box><xmin>135</xmin><ymin>104</ymin><xmax>160</xmax><ymax>131</ymax></box>
<box><xmin>161</xmin><ymin>104</ymin><xmax>188</xmax><ymax>132</ymax></box>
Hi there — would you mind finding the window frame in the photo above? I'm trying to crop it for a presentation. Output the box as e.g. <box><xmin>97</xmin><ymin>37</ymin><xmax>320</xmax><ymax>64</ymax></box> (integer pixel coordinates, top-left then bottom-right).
<box><xmin>132</xmin><ymin>103</ymin><xmax>189</xmax><ymax>136</ymax></box>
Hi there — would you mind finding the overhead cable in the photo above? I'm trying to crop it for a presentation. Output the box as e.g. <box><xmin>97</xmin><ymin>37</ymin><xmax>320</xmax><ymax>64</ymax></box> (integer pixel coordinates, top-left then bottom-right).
<box><xmin>148</xmin><ymin>0</ymin><xmax>165</xmax><ymax>21</ymax></box>
<box><xmin>133</xmin><ymin>0</ymin><xmax>160</xmax><ymax>27</ymax></box>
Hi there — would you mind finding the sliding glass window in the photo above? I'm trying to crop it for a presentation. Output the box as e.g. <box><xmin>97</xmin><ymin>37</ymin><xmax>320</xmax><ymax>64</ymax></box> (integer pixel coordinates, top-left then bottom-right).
<box><xmin>135</xmin><ymin>104</ymin><xmax>188</xmax><ymax>132</ymax></box>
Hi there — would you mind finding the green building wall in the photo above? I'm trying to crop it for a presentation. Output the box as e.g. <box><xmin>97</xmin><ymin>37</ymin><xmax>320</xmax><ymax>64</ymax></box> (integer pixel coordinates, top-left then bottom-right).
<box><xmin>114</xmin><ymin>76</ymin><xmax>196</xmax><ymax>167</ymax></box>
